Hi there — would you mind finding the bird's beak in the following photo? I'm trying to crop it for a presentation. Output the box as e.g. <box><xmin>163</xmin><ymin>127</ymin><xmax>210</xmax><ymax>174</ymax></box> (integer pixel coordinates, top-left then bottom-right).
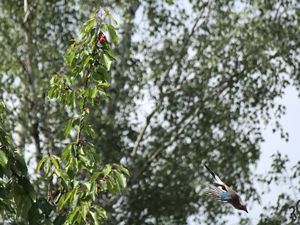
<box><xmin>244</xmin><ymin>208</ymin><xmax>248</xmax><ymax>213</ymax></box>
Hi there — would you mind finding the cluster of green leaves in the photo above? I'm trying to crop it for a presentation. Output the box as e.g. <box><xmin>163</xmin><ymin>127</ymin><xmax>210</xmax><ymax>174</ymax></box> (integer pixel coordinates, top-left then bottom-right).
<box><xmin>0</xmin><ymin>102</ymin><xmax>38</xmax><ymax>222</ymax></box>
<box><xmin>36</xmin><ymin>9</ymin><xmax>129</xmax><ymax>224</ymax></box>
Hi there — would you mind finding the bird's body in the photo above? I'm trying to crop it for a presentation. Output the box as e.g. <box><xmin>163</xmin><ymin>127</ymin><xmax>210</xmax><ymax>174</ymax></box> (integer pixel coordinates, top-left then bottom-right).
<box><xmin>204</xmin><ymin>164</ymin><xmax>248</xmax><ymax>213</ymax></box>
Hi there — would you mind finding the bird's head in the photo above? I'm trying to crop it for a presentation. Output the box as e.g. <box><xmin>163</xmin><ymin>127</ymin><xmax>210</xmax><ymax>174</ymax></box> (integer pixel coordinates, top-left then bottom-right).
<box><xmin>238</xmin><ymin>197</ymin><xmax>248</xmax><ymax>213</ymax></box>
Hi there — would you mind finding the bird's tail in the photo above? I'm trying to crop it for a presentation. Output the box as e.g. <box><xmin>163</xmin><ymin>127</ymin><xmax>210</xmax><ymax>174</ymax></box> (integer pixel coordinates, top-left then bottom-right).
<box><xmin>206</xmin><ymin>184</ymin><xmax>223</xmax><ymax>201</ymax></box>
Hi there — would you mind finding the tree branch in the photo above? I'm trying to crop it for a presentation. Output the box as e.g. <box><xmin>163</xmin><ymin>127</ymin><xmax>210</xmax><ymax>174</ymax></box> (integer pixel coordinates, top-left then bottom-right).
<box><xmin>130</xmin><ymin>102</ymin><xmax>162</xmax><ymax>157</ymax></box>
<box><xmin>129</xmin><ymin>75</ymin><xmax>230</xmax><ymax>186</ymax></box>
<box><xmin>158</xmin><ymin>3</ymin><xmax>209</xmax><ymax>91</ymax></box>
<box><xmin>147</xmin><ymin>108</ymin><xmax>200</xmax><ymax>163</ymax></box>
<box><xmin>130</xmin><ymin>4</ymin><xmax>209</xmax><ymax>157</ymax></box>
<box><xmin>129</xmin><ymin>107</ymin><xmax>199</xmax><ymax>185</ymax></box>
<box><xmin>21</xmin><ymin>7</ymin><xmax>43</xmax><ymax>162</ymax></box>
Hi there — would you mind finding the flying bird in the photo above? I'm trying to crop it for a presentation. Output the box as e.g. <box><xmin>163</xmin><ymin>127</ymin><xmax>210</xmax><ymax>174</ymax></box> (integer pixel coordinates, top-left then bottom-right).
<box><xmin>204</xmin><ymin>164</ymin><xmax>248</xmax><ymax>213</ymax></box>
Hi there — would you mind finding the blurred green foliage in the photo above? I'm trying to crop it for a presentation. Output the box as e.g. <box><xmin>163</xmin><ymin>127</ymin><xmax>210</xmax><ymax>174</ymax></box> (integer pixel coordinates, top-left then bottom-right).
<box><xmin>0</xmin><ymin>0</ymin><xmax>299</xmax><ymax>224</ymax></box>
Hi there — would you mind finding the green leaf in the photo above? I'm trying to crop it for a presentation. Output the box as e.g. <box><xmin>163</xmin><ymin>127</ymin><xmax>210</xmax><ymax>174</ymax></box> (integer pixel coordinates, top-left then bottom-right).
<box><xmin>103</xmin><ymin>54</ymin><xmax>112</xmax><ymax>71</ymax></box>
<box><xmin>56</xmin><ymin>193</ymin><xmax>66</xmax><ymax>210</ymax></box>
<box><xmin>14</xmin><ymin>185</ymin><xmax>32</xmax><ymax>218</ymax></box>
<box><xmin>65</xmin><ymin>44</ymin><xmax>77</xmax><ymax>66</ymax></box>
<box><xmin>89</xmin><ymin>87</ymin><xmax>97</xmax><ymax>99</ymax></box>
<box><xmin>64</xmin><ymin>119</ymin><xmax>73</xmax><ymax>137</ymax></box>
<box><xmin>104</xmin><ymin>49</ymin><xmax>117</xmax><ymax>60</ymax></box>
<box><xmin>62</xmin><ymin>144</ymin><xmax>72</xmax><ymax>161</ymax></box>
<box><xmin>113</xmin><ymin>170</ymin><xmax>127</xmax><ymax>189</ymax></box>
<box><xmin>21</xmin><ymin>178</ymin><xmax>36</xmax><ymax>201</ymax></box>
<box><xmin>51</xmin><ymin>155</ymin><xmax>60</xmax><ymax>169</ymax></box>
<box><xmin>91</xmin><ymin>66</ymin><xmax>109</xmax><ymax>82</ymax></box>
<box><xmin>83</xmin><ymin>55</ymin><xmax>91</xmax><ymax>68</ymax></box>
<box><xmin>36</xmin><ymin>157</ymin><xmax>47</xmax><ymax>172</ymax></box>
<box><xmin>54</xmin><ymin>169</ymin><xmax>61</xmax><ymax>177</ymax></box>
<box><xmin>71</xmin><ymin>192</ymin><xmax>79</xmax><ymax>210</ymax></box>
<box><xmin>92</xmin><ymin>206</ymin><xmax>107</xmax><ymax>220</ymax></box>
<box><xmin>97</xmin><ymin>81</ymin><xmax>110</xmax><ymax>88</ymax></box>
<box><xmin>113</xmin><ymin>163</ymin><xmax>130</xmax><ymax>176</ymax></box>
<box><xmin>65</xmin><ymin>92</ymin><xmax>74</xmax><ymax>107</ymax></box>
<box><xmin>107</xmin><ymin>175</ymin><xmax>119</xmax><ymax>194</ymax></box>
<box><xmin>98</xmin><ymin>180</ymin><xmax>107</xmax><ymax>192</ymax></box>
<box><xmin>14</xmin><ymin>154</ymin><xmax>28</xmax><ymax>176</ymax></box>
<box><xmin>102</xmin><ymin>164</ymin><xmax>112</xmax><ymax>176</ymax></box>
<box><xmin>81</xmin><ymin>202</ymin><xmax>90</xmax><ymax>220</ymax></box>
<box><xmin>58</xmin><ymin>188</ymin><xmax>77</xmax><ymax>210</ymax></box>
<box><xmin>44</xmin><ymin>158</ymin><xmax>51</xmax><ymax>176</ymax></box>
<box><xmin>67</xmin><ymin>206</ymin><xmax>80</xmax><ymax>223</ymax></box>
<box><xmin>91</xmin><ymin>172</ymin><xmax>101</xmax><ymax>182</ymax></box>
<box><xmin>78</xmin><ymin>153</ymin><xmax>94</xmax><ymax>169</ymax></box>
<box><xmin>72</xmin><ymin>91</ymin><xmax>76</xmax><ymax>108</ymax></box>
<box><xmin>66</xmin><ymin>156</ymin><xmax>78</xmax><ymax>178</ymax></box>
<box><xmin>0</xmin><ymin>101</ymin><xmax>5</xmax><ymax>110</ymax></box>
<box><xmin>0</xmin><ymin>150</ymin><xmax>8</xmax><ymax>167</ymax></box>
<box><xmin>107</xmin><ymin>25</ymin><xmax>118</xmax><ymax>45</ymax></box>
<box><xmin>47</xmin><ymin>86</ymin><xmax>57</xmax><ymax>99</ymax></box>
<box><xmin>84</xmin><ymin>18</ymin><xmax>95</xmax><ymax>32</ymax></box>
<box><xmin>84</xmin><ymin>181</ymin><xmax>92</xmax><ymax>192</ymax></box>
<box><xmin>5</xmin><ymin>134</ymin><xmax>13</xmax><ymax>145</ymax></box>
<box><xmin>90</xmin><ymin>211</ymin><xmax>99</xmax><ymax>225</ymax></box>
<box><xmin>105</xmin><ymin>9</ymin><xmax>118</xmax><ymax>26</ymax></box>
<box><xmin>59</xmin><ymin>171</ymin><xmax>70</xmax><ymax>190</ymax></box>
<box><xmin>81</xmin><ymin>18</ymin><xmax>96</xmax><ymax>33</ymax></box>
<box><xmin>84</xmin><ymin>125</ymin><xmax>96</xmax><ymax>138</ymax></box>
<box><xmin>51</xmin><ymin>155</ymin><xmax>61</xmax><ymax>177</ymax></box>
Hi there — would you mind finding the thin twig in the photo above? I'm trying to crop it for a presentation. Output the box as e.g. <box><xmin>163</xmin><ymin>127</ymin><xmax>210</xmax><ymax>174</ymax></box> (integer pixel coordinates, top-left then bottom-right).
<box><xmin>148</xmin><ymin>107</ymin><xmax>200</xmax><ymax>163</ymax></box>
<box><xmin>131</xmin><ymin>102</ymin><xmax>162</xmax><ymax>157</ymax></box>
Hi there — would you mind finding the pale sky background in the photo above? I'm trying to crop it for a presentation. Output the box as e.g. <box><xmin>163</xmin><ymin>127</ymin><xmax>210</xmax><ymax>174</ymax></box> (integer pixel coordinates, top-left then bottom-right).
<box><xmin>251</xmin><ymin>86</ymin><xmax>300</xmax><ymax>223</ymax></box>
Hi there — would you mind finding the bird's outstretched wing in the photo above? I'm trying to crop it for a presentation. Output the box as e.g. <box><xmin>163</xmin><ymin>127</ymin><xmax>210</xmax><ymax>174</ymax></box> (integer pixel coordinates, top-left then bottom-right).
<box><xmin>204</xmin><ymin>164</ymin><xmax>228</xmax><ymax>191</ymax></box>
<box><xmin>206</xmin><ymin>184</ymin><xmax>232</xmax><ymax>202</ymax></box>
